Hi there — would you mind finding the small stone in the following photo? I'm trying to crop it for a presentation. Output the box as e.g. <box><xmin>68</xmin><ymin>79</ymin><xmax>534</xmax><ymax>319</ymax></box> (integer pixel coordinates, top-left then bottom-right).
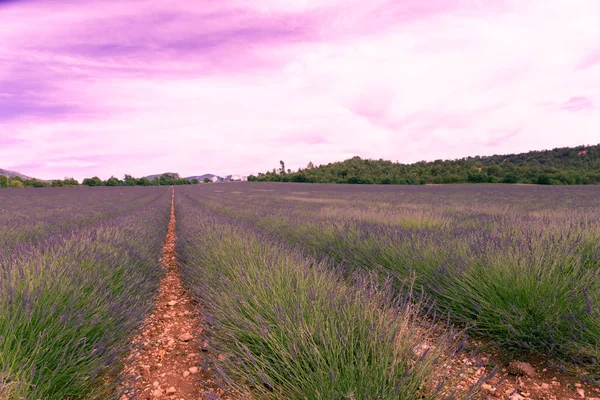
<box><xmin>188</xmin><ymin>366</ymin><xmax>199</xmax><ymax>374</ymax></box>
<box><xmin>577</xmin><ymin>389</ymin><xmax>585</xmax><ymax>398</ymax></box>
<box><xmin>166</xmin><ymin>387</ymin><xmax>176</xmax><ymax>394</ymax></box>
<box><xmin>507</xmin><ymin>361</ymin><xmax>536</xmax><ymax>377</ymax></box>
<box><xmin>152</xmin><ymin>388</ymin><xmax>163</xmax><ymax>398</ymax></box>
<box><xmin>183</xmin><ymin>371</ymin><xmax>190</xmax><ymax>377</ymax></box>
<box><xmin>153</xmin><ymin>381</ymin><xmax>159</xmax><ymax>387</ymax></box>
<box><xmin>218</xmin><ymin>354</ymin><xmax>226</xmax><ymax>361</ymax></box>
<box><xmin>179</xmin><ymin>333</ymin><xmax>194</xmax><ymax>342</ymax></box>
<box><xmin>482</xmin><ymin>383</ymin><xmax>494</xmax><ymax>391</ymax></box>
<box><xmin>541</xmin><ymin>383</ymin><xmax>550</xmax><ymax>389</ymax></box>
<box><xmin>167</xmin><ymin>300</ymin><xmax>177</xmax><ymax>306</ymax></box>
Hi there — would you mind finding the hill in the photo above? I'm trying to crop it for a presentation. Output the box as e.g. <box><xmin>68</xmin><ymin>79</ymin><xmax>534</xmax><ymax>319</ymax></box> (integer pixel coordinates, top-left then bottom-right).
<box><xmin>184</xmin><ymin>174</ymin><xmax>221</xmax><ymax>181</ymax></box>
<box><xmin>249</xmin><ymin>144</ymin><xmax>600</xmax><ymax>185</ymax></box>
<box><xmin>0</xmin><ymin>168</ymin><xmax>31</xmax><ymax>180</ymax></box>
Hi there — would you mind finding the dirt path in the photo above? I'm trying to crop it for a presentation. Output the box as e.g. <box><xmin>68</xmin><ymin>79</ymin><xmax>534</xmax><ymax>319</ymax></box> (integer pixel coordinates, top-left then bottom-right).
<box><xmin>118</xmin><ymin>189</ymin><xmax>227</xmax><ymax>399</ymax></box>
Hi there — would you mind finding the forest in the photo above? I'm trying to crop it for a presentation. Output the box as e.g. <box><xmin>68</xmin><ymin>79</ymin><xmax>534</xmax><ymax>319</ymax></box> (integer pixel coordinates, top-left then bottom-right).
<box><xmin>249</xmin><ymin>144</ymin><xmax>600</xmax><ymax>185</ymax></box>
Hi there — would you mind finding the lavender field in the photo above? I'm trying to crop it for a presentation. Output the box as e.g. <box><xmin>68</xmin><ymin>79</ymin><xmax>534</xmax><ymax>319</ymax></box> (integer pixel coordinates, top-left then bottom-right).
<box><xmin>1</xmin><ymin>183</ymin><xmax>599</xmax><ymax>399</ymax></box>
<box><xmin>178</xmin><ymin>183</ymin><xmax>600</xmax><ymax>371</ymax></box>
<box><xmin>0</xmin><ymin>187</ymin><xmax>171</xmax><ymax>399</ymax></box>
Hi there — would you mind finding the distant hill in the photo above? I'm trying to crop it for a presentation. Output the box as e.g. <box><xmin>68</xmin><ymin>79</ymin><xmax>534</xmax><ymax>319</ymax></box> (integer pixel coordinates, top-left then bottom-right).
<box><xmin>0</xmin><ymin>168</ymin><xmax>31</xmax><ymax>180</ymax></box>
<box><xmin>185</xmin><ymin>174</ymin><xmax>221</xmax><ymax>181</ymax></box>
<box><xmin>249</xmin><ymin>144</ymin><xmax>600</xmax><ymax>185</ymax></box>
<box><xmin>145</xmin><ymin>172</ymin><xmax>180</xmax><ymax>181</ymax></box>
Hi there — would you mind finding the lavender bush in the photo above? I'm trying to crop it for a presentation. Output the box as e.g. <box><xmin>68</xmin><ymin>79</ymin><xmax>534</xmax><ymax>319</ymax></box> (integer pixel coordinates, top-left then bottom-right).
<box><xmin>176</xmin><ymin>192</ymin><xmax>486</xmax><ymax>399</ymax></box>
<box><xmin>178</xmin><ymin>183</ymin><xmax>600</xmax><ymax>370</ymax></box>
<box><xmin>0</xmin><ymin>187</ymin><xmax>170</xmax><ymax>399</ymax></box>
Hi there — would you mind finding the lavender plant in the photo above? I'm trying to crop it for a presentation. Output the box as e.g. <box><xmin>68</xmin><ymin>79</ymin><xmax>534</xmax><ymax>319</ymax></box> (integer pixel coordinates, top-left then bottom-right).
<box><xmin>176</xmin><ymin>193</ymin><xmax>485</xmax><ymax>399</ymax></box>
<box><xmin>0</xmin><ymin>187</ymin><xmax>170</xmax><ymax>399</ymax></box>
<box><xmin>178</xmin><ymin>183</ymin><xmax>600</xmax><ymax>370</ymax></box>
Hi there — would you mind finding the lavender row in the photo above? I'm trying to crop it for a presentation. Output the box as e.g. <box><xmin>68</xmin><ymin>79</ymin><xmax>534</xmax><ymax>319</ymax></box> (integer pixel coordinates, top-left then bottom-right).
<box><xmin>0</xmin><ymin>186</ymin><xmax>165</xmax><ymax>252</ymax></box>
<box><xmin>177</xmin><ymin>183</ymin><xmax>600</xmax><ymax>370</ymax></box>
<box><xmin>175</xmin><ymin>190</ymin><xmax>489</xmax><ymax>399</ymax></box>
<box><xmin>0</xmin><ymin>188</ymin><xmax>171</xmax><ymax>399</ymax></box>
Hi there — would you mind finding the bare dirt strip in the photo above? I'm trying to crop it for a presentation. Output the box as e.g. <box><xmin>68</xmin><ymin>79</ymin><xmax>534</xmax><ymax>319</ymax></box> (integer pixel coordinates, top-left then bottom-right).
<box><xmin>118</xmin><ymin>189</ymin><xmax>228</xmax><ymax>399</ymax></box>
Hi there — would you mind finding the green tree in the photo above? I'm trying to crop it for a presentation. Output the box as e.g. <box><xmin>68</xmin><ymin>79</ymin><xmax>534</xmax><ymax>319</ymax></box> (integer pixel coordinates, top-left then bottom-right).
<box><xmin>52</xmin><ymin>180</ymin><xmax>64</xmax><ymax>187</ymax></box>
<box><xmin>105</xmin><ymin>176</ymin><xmax>122</xmax><ymax>186</ymax></box>
<box><xmin>9</xmin><ymin>179</ymin><xmax>24</xmax><ymax>188</ymax></box>
<box><xmin>191</xmin><ymin>178</ymin><xmax>200</xmax><ymax>184</ymax></box>
<box><xmin>204</xmin><ymin>178</ymin><xmax>211</xmax><ymax>183</ymax></box>
<box><xmin>123</xmin><ymin>174</ymin><xmax>137</xmax><ymax>186</ymax></box>
<box><xmin>137</xmin><ymin>177</ymin><xmax>151</xmax><ymax>186</ymax></box>
<box><xmin>63</xmin><ymin>178</ymin><xmax>79</xmax><ymax>186</ymax></box>
<box><xmin>0</xmin><ymin>174</ymin><xmax>7</xmax><ymax>188</ymax></box>
<box><xmin>82</xmin><ymin>176</ymin><xmax>103</xmax><ymax>186</ymax></box>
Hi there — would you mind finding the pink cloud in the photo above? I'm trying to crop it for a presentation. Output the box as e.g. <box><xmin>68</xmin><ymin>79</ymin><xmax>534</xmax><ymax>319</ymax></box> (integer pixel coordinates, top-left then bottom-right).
<box><xmin>0</xmin><ymin>0</ymin><xmax>599</xmax><ymax>180</ymax></box>
<box><xmin>576</xmin><ymin>49</ymin><xmax>600</xmax><ymax>70</ymax></box>
<box><xmin>559</xmin><ymin>96</ymin><xmax>595</xmax><ymax>112</ymax></box>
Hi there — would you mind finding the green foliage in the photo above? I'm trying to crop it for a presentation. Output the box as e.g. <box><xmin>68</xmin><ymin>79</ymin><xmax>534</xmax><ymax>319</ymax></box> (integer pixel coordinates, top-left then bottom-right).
<box><xmin>251</xmin><ymin>144</ymin><xmax>600</xmax><ymax>185</ymax></box>
<box><xmin>136</xmin><ymin>177</ymin><xmax>151</xmax><ymax>186</ymax></box>
<box><xmin>0</xmin><ymin>175</ymin><xmax>7</xmax><ymax>188</ymax></box>
<box><xmin>105</xmin><ymin>176</ymin><xmax>123</xmax><ymax>186</ymax></box>
<box><xmin>123</xmin><ymin>174</ymin><xmax>137</xmax><ymax>186</ymax></box>
<box><xmin>177</xmin><ymin>195</ymin><xmax>482</xmax><ymax>399</ymax></box>
<box><xmin>185</xmin><ymin>184</ymin><xmax>600</xmax><ymax>369</ymax></box>
<box><xmin>63</xmin><ymin>178</ymin><xmax>79</xmax><ymax>186</ymax></box>
<box><xmin>203</xmin><ymin>178</ymin><xmax>211</xmax><ymax>183</ymax></box>
<box><xmin>190</xmin><ymin>178</ymin><xmax>200</xmax><ymax>184</ymax></box>
<box><xmin>82</xmin><ymin>176</ymin><xmax>103</xmax><ymax>186</ymax></box>
<box><xmin>8</xmin><ymin>180</ymin><xmax>24</xmax><ymax>188</ymax></box>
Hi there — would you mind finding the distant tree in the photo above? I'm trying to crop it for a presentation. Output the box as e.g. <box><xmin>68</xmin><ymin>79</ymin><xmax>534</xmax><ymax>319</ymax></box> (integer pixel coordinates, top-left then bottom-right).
<box><xmin>0</xmin><ymin>174</ymin><xmax>7</xmax><ymax>188</ymax></box>
<box><xmin>191</xmin><ymin>178</ymin><xmax>200</xmax><ymax>184</ymax></box>
<box><xmin>82</xmin><ymin>176</ymin><xmax>103</xmax><ymax>186</ymax></box>
<box><xmin>123</xmin><ymin>174</ymin><xmax>137</xmax><ymax>186</ymax></box>
<box><xmin>9</xmin><ymin>179</ymin><xmax>24</xmax><ymax>188</ymax></box>
<box><xmin>24</xmin><ymin>178</ymin><xmax>47</xmax><ymax>188</ymax></box>
<box><xmin>204</xmin><ymin>178</ymin><xmax>211</xmax><ymax>183</ymax></box>
<box><xmin>105</xmin><ymin>176</ymin><xmax>122</xmax><ymax>186</ymax></box>
<box><xmin>537</xmin><ymin>174</ymin><xmax>552</xmax><ymax>185</ymax></box>
<box><xmin>63</xmin><ymin>178</ymin><xmax>79</xmax><ymax>186</ymax></box>
<box><xmin>307</xmin><ymin>161</ymin><xmax>315</xmax><ymax>169</ymax></box>
<box><xmin>137</xmin><ymin>177</ymin><xmax>151</xmax><ymax>186</ymax></box>
<box><xmin>52</xmin><ymin>180</ymin><xmax>64</xmax><ymax>187</ymax></box>
<box><xmin>279</xmin><ymin>160</ymin><xmax>286</xmax><ymax>175</ymax></box>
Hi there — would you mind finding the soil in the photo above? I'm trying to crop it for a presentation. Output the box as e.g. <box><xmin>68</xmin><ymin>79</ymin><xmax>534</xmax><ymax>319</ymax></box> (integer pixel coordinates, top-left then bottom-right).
<box><xmin>431</xmin><ymin>331</ymin><xmax>600</xmax><ymax>400</ymax></box>
<box><xmin>118</xmin><ymin>189</ymin><xmax>229</xmax><ymax>399</ymax></box>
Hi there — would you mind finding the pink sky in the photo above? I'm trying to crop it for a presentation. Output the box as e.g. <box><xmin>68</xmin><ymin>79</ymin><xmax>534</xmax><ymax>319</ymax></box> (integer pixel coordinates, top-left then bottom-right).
<box><xmin>0</xmin><ymin>0</ymin><xmax>599</xmax><ymax>180</ymax></box>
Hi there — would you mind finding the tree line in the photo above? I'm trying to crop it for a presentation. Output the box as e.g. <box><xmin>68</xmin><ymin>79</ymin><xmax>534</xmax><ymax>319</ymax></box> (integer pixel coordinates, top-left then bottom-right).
<box><xmin>0</xmin><ymin>173</ymin><xmax>202</xmax><ymax>188</ymax></box>
<box><xmin>248</xmin><ymin>144</ymin><xmax>600</xmax><ymax>185</ymax></box>
<box><xmin>0</xmin><ymin>175</ymin><xmax>79</xmax><ymax>188</ymax></box>
<box><xmin>81</xmin><ymin>173</ymin><xmax>200</xmax><ymax>186</ymax></box>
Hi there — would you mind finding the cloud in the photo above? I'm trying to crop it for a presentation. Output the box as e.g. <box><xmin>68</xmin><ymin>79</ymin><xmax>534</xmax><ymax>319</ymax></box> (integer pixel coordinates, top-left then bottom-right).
<box><xmin>559</xmin><ymin>96</ymin><xmax>595</xmax><ymax>112</ymax></box>
<box><xmin>0</xmin><ymin>0</ymin><xmax>599</xmax><ymax>180</ymax></box>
